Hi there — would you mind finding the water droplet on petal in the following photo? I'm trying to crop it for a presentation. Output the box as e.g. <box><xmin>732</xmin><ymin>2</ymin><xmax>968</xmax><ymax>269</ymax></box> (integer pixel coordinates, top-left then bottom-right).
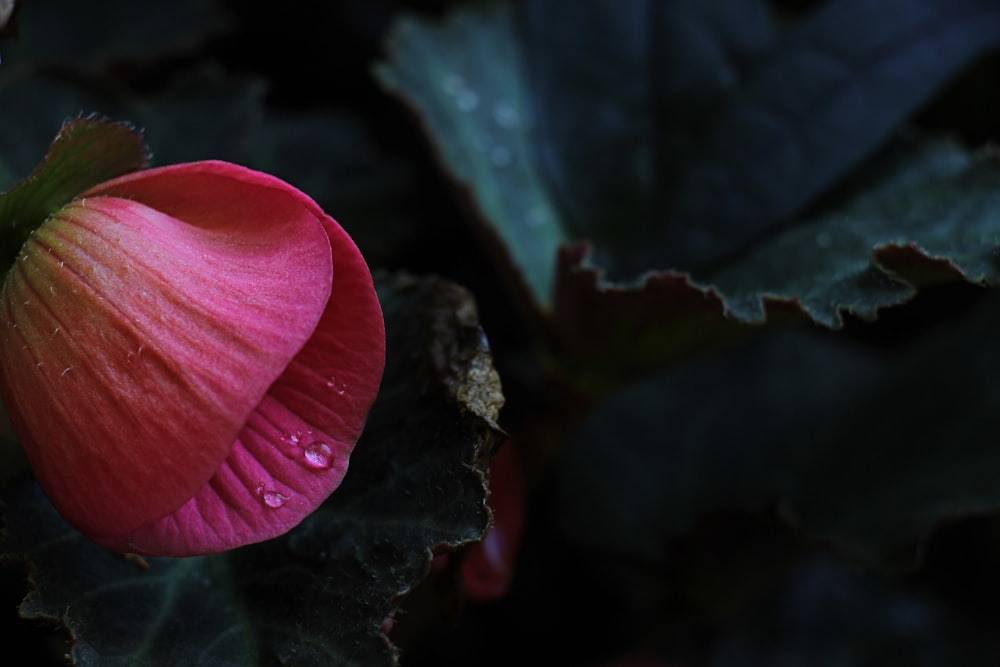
<box><xmin>303</xmin><ymin>441</ymin><xmax>333</xmax><ymax>469</ymax></box>
<box><xmin>281</xmin><ymin>429</ymin><xmax>307</xmax><ymax>446</ymax></box>
<box><xmin>255</xmin><ymin>483</ymin><xmax>290</xmax><ymax>508</ymax></box>
<box><xmin>262</xmin><ymin>490</ymin><xmax>289</xmax><ymax>509</ymax></box>
<box><xmin>325</xmin><ymin>377</ymin><xmax>347</xmax><ymax>396</ymax></box>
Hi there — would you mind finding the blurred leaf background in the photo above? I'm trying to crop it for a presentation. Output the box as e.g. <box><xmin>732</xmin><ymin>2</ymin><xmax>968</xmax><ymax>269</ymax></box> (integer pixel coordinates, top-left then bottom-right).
<box><xmin>6</xmin><ymin>0</ymin><xmax>1000</xmax><ymax>665</ymax></box>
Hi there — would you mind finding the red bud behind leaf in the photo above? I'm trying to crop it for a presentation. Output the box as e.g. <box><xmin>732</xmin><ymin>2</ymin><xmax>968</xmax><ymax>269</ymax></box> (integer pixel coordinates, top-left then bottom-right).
<box><xmin>462</xmin><ymin>440</ymin><xmax>525</xmax><ymax>601</ymax></box>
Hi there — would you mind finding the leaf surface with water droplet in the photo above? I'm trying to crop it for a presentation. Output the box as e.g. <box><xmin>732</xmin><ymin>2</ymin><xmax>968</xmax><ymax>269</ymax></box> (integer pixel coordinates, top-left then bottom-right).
<box><xmin>376</xmin><ymin>0</ymin><xmax>1000</xmax><ymax>394</ymax></box>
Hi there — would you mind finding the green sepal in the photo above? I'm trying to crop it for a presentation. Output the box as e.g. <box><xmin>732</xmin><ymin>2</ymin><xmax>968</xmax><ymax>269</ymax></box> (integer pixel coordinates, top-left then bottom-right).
<box><xmin>0</xmin><ymin>116</ymin><xmax>150</xmax><ymax>269</ymax></box>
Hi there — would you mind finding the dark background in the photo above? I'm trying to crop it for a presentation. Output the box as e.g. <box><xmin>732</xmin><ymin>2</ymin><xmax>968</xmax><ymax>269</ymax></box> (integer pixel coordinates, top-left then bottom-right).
<box><xmin>6</xmin><ymin>0</ymin><xmax>1000</xmax><ymax>665</ymax></box>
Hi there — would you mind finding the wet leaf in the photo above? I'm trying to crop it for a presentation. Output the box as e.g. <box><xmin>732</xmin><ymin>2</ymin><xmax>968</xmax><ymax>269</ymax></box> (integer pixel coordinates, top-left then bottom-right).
<box><xmin>377</xmin><ymin>0</ymin><xmax>1000</xmax><ymax>392</ymax></box>
<box><xmin>375</xmin><ymin>3</ymin><xmax>567</xmax><ymax>308</ymax></box>
<box><xmin>378</xmin><ymin>0</ymin><xmax>1000</xmax><ymax>284</ymax></box>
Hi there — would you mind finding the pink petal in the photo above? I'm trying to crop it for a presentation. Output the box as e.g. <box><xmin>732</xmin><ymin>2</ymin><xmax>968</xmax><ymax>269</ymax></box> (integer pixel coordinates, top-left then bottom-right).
<box><xmin>0</xmin><ymin>161</ymin><xmax>337</xmax><ymax>546</ymax></box>
<box><xmin>103</xmin><ymin>213</ymin><xmax>386</xmax><ymax>556</ymax></box>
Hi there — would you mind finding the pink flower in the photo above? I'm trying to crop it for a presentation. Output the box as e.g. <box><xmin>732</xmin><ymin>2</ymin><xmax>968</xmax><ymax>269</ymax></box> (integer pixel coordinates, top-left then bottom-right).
<box><xmin>0</xmin><ymin>160</ymin><xmax>385</xmax><ymax>557</ymax></box>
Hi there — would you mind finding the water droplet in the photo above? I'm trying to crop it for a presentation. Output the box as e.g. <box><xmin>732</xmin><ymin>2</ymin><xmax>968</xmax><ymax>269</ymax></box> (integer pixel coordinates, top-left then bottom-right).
<box><xmin>441</xmin><ymin>74</ymin><xmax>465</xmax><ymax>95</ymax></box>
<box><xmin>281</xmin><ymin>429</ymin><xmax>308</xmax><ymax>446</ymax></box>
<box><xmin>493</xmin><ymin>103</ymin><xmax>519</xmax><ymax>128</ymax></box>
<box><xmin>262</xmin><ymin>489</ymin><xmax>289</xmax><ymax>509</ymax></box>
<box><xmin>490</xmin><ymin>145</ymin><xmax>512</xmax><ymax>167</ymax></box>
<box><xmin>526</xmin><ymin>206</ymin><xmax>549</xmax><ymax>227</ymax></box>
<box><xmin>325</xmin><ymin>377</ymin><xmax>347</xmax><ymax>396</ymax></box>
<box><xmin>456</xmin><ymin>90</ymin><xmax>480</xmax><ymax>111</ymax></box>
<box><xmin>303</xmin><ymin>441</ymin><xmax>333</xmax><ymax>469</ymax></box>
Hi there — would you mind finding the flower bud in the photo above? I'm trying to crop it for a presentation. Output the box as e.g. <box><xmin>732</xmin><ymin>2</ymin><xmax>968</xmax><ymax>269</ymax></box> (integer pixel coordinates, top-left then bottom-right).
<box><xmin>0</xmin><ymin>160</ymin><xmax>385</xmax><ymax>556</ymax></box>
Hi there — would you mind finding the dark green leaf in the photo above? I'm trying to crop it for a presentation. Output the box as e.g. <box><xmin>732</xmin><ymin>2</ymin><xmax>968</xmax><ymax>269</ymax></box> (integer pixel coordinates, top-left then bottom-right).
<box><xmin>377</xmin><ymin>2</ymin><xmax>1000</xmax><ymax>394</ymax></box>
<box><xmin>667</xmin><ymin>0</ymin><xmax>1000</xmax><ymax>270</ymax></box>
<box><xmin>528</xmin><ymin>135</ymin><xmax>1000</xmax><ymax>392</ymax></box>
<box><xmin>1</xmin><ymin>273</ymin><xmax>505</xmax><ymax>666</ymax></box>
<box><xmin>552</xmin><ymin>286</ymin><xmax>1000</xmax><ymax>572</ymax></box>
<box><xmin>708</xmin><ymin>137</ymin><xmax>999</xmax><ymax>327</ymax></box>
<box><xmin>375</xmin><ymin>4</ymin><xmax>568</xmax><ymax>307</ymax></box>
<box><xmin>522</xmin><ymin>0</ymin><xmax>776</xmax><ymax>275</ymax></box>
<box><xmin>550</xmin><ymin>242</ymin><xmax>799</xmax><ymax>394</ymax></box>
<box><xmin>377</xmin><ymin>0</ymin><xmax>1000</xmax><ymax>293</ymax></box>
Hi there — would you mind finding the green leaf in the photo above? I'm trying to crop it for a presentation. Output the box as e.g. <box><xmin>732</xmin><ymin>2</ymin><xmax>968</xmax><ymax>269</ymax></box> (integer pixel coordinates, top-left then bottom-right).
<box><xmin>665</xmin><ymin>0</ymin><xmax>1000</xmax><ymax>270</ymax></box>
<box><xmin>708</xmin><ymin>137</ymin><xmax>995</xmax><ymax>327</ymax></box>
<box><xmin>551</xmin><ymin>286</ymin><xmax>1000</xmax><ymax>572</ymax></box>
<box><xmin>375</xmin><ymin>3</ymin><xmax>567</xmax><ymax>309</ymax></box>
<box><xmin>521</xmin><ymin>0</ymin><xmax>776</xmax><ymax>275</ymax></box>
<box><xmin>377</xmin><ymin>0</ymin><xmax>1000</xmax><ymax>292</ymax></box>
<box><xmin>1</xmin><ymin>273</ymin><xmax>505</xmax><ymax>666</ymax></box>
<box><xmin>376</xmin><ymin>1</ymin><xmax>1000</xmax><ymax>394</ymax></box>
<box><xmin>550</xmin><ymin>243</ymin><xmax>797</xmax><ymax>394</ymax></box>
<box><xmin>549</xmin><ymin>137</ymin><xmax>999</xmax><ymax>390</ymax></box>
<box><xmin>0</xmin><ymin>116</ymin><xmax>150</xmax><ymax>267</ymax></box>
